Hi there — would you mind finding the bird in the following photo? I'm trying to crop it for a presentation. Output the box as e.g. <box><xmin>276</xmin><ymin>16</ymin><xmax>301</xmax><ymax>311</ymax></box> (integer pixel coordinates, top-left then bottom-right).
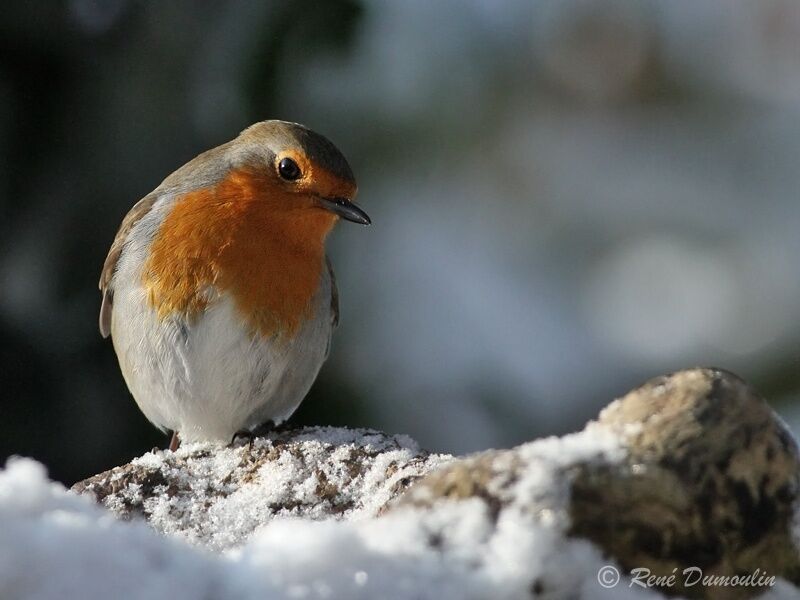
<box><xmin>99</xmin><ymin>120</ymin><xmax>370</xmax><ymax>450</ymax></box>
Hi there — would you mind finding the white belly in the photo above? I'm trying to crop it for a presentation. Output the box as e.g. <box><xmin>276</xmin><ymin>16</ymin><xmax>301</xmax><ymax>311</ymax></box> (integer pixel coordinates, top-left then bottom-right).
<box><xmin>109</xmin><ymin>278</ymin><xmax>334</xmax><ymax>443</ymax></box>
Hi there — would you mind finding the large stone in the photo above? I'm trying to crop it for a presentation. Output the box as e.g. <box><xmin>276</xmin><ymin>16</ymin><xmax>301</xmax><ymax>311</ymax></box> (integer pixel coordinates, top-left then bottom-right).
<box><xmin>570</xmin><ymin>368</ymin><xmax>800</xmax><ymax>598</ymax></box>
<box><xmin>394</xmin><ymin>368</ymin><xmax>800</xmax><ymax>599</ymax></box>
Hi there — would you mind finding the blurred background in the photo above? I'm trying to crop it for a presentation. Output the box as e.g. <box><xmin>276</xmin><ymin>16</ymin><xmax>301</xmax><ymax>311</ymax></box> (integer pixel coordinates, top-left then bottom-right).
<box><xmin>2</xmin><ymin>0</ymin><xmax>800</xmax><ymax>486</ymax></box>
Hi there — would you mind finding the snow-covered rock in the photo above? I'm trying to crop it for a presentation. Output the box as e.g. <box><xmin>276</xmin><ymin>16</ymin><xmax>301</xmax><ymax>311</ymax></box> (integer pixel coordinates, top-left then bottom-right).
<box><xmin>2</xmin><ymin>368</ymin><xmax>799</xmax><ymax>599</ymax></box>
<box><xmin>395</xmin><ymin>368</ymin><xmax>800</xmax><ymax>599</ymax></box>
<box><xmin>72</xmin><ymin>427</ymin><xmax>451</xmax><ymax>550</ymax></box>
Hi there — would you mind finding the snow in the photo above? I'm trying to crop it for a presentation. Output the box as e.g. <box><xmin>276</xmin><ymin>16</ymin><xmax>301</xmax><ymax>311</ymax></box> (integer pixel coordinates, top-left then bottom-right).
<box><xmin>90</xmin><ymin>427</ymin><xmax>454</xmax><ymax>551</ymax></box>
<box><xmin>1</xmin><ymin>425</ymin><xmax>797</xmax><ymax>600</ymax></box>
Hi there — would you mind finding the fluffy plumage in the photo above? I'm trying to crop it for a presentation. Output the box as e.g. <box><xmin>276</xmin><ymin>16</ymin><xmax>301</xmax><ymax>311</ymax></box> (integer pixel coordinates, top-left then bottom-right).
<box><xmin>99</xmin><ymin>120</ymin><xmax>365</xmax><ymax>443</ymax></box>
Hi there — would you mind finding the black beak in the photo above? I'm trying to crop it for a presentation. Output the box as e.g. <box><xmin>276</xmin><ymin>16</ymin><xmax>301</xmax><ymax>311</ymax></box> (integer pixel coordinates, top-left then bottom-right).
<box><xmin>319</xmin><ymin>197</ymin><xmax>371</xmax><ymax>225</ymax></box>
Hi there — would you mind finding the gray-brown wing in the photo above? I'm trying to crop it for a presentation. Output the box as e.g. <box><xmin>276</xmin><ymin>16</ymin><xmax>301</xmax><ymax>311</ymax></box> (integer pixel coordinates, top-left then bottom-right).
<box><xmin>322</xmin><ymin>255</ymin><xmax>339</xmax><ymax>360</ymax></box>
<box><xmin>98</xmin><ymin>194</ymin><xmax>158</xmax><ymax>338</ymax></box>
<box><xmin>326</xmin><ymin>255</ymin><xmax>339</xmax><ymax>329</ymax></box>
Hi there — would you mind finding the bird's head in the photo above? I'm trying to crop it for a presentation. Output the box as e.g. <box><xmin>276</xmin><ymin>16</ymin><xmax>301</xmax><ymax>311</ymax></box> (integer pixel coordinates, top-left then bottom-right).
<box><xmin>231</xmin><ymin>120</ymin><xmax>370</xmax><ymax>226</ymax></box>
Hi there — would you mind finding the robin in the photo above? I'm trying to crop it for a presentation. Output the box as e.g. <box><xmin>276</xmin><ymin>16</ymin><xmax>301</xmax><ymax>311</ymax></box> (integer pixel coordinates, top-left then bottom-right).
<box><xmin>99</xmin><ymin>120</ymin><xmax>370</xmax><ymax>450</ymax></box>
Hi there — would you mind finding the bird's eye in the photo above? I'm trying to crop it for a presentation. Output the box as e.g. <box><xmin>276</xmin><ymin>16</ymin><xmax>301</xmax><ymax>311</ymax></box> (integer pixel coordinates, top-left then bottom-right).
<box><xmin>278</xmin><ymin>157</ymin><xmax>301</xmax><ymax>181</ymax></box>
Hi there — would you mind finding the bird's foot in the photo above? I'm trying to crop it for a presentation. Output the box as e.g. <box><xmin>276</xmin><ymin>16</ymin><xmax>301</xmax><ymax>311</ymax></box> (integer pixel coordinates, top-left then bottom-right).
<box><xmin>230</xmin><ymin>429</ymin><xmax>254</xmax><ymax>447</ymax></box>
<box><xmin>168</xmin><ymin>431</ymin><xmax>180</xmax><ymax>452</ymax></box>
<box><xmin>229</xmin><ymin>420</ymin><xmax>278</xmax><ymax>448</ymax></box>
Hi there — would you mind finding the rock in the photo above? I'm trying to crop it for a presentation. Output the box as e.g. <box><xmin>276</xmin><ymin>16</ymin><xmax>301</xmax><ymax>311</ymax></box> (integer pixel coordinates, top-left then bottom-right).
<box><xmin>571</xmin><ymin>368</ymin><xmax>800</xmax><ymax>599</ymax></box>
<box><xmin>394</xmin><ymin>368</ymin><xmax>800</xmax><ymax>599</ymax></box>
<box><xmin>72</xmin><ymin>426</ymin><xmax>453</xmax><ymax>550</ymax></box>
<box><xmin>71</xmin><ymin>368</ymin><xmax>800</xmax><ymax>599</ymax></box>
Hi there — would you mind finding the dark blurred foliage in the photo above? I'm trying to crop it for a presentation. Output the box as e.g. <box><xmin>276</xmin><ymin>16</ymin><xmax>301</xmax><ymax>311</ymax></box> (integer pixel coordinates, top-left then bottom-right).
<box><xmin>0</xmin><ymin>1</ymin><xmax>368</xmax><ymax>486</ymax></box>
<box><xmin>2</xmin><ymin>1</ymin><xmax>800</xmax><ymax>487</ymax></box>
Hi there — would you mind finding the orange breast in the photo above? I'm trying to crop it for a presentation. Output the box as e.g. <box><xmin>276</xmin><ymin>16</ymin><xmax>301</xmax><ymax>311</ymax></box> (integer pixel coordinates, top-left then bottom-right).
<box><xmin>143</xmin><ymin>168</ymin><xmax>336</xmax><ymax>340</ymax></box>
